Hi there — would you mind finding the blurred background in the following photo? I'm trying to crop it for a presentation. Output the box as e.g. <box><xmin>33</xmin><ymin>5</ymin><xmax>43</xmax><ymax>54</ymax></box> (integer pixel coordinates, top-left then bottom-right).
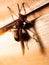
<box><xmin>0</xmin><ymin>0</ymin><xmax>49</xmax><ymax>65</ymax></box>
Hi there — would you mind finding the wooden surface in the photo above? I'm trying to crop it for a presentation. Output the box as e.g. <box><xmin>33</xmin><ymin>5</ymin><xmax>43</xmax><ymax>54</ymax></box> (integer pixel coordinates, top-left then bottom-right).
<box><xmin>0</xmin><ymin>13</ymin><xmax>49</xmax><ymax>65</ymax></box>
<box><xmin>0</xmin><ymin>0</ymin><xmax>49</xmax><ymax>65</ymax></box>
<box><xmin>25</xmin><ymin>0</ymin><xmax>49</xmax><ymax>14</ymax></box>
<box><xmin>27</xmin><ymin>3</ymin><xmax>49</xmax><ymax>21</ymax></box>
<box><xmin>0</xmin><ymin>0</ymin><xmax>49</xmax><ymax>21</ymax></box>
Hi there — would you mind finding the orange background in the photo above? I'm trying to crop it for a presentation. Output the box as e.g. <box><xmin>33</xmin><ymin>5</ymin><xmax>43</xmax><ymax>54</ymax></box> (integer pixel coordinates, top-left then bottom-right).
<box><xmin>0</xmin><ymin>0</ymin><xmax>49</xmax><ymax>65</ymax></box>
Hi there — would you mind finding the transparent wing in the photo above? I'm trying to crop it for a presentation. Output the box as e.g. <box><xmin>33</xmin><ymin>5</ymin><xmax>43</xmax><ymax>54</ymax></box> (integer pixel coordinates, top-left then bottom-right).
<box><xmin>33</xmin><ymin>27</ymin><xmax>45</xmax><ymax>54</ymax></box>
<box><xmin>0</xmin><ymin>19</ymin><xmax>18</xmax><ymax>35</ymax></box>
<box><xmin>24</xmin><ymin>17</ymin><xmax>45</xmax><ymax>54</ymax></box>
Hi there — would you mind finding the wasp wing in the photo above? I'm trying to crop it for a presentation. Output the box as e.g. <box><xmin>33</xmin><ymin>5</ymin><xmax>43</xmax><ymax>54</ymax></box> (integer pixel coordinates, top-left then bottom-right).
<box><xmin>24</xmin><ymin>17</ymin><xmax>45</xmax><ymax>54</ymax></box>
<box><xmin>24</xmin><ymin>16</ymin><xmax>41</xmax><ymax>29</ymax></box>
<box><xmin>33</xmin><ymin>26</ymin><xmax>45</xmax><ymax>54</ymax></box>
<box><xmin>0</xmin><ymin>19</ymin><xmax>19</xmax><ymax>35</ymax></box>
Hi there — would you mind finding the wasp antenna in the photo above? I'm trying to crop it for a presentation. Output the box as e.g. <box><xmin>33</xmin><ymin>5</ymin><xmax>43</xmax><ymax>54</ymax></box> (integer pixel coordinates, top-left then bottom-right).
<box><xmin>17</xmin><ymin>3</ymin><xmax>21</xmax><ymax>13</ymax></box>
<box><xmin>7</xmin><ymin>6</ymin><xmax>9</xmax><ymax>9</ymax></box>
<box><xmin>7</xmin><ymin>6</ymin><xmax>18</xmax><ymax>18</ymax></box>
<box><xmin>22</xmin><ymin>2</ymin><xmax>26</xmax><ymax>14</ymax></box>
<box><xmin>7</xmin><ymin>6</ymin><xmax>11</xmax><ymax>11</ymax></box>
<box><xmin>7</xmin><ymin>6</ymin><xmax>14</xmax><ymax>20</ymax></box>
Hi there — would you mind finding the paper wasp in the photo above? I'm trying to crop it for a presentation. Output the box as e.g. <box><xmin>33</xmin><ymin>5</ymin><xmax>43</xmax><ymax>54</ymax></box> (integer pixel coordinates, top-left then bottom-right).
<box><xmin>0</xmin><ymin>2</ymin><xmax>45</xmax><ymax>55</ymax></box>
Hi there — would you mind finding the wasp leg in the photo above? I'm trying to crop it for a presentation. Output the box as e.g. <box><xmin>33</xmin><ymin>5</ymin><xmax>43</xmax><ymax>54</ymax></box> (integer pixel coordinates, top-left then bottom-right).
<box><xmin>33</xmin><ymin>27</ymin><xmax>45</xmax><ymax>54</ymax></box>
<box><xmin>19</xmin><ymin>28</ymin><xmax>25</xmax><ymax>55</ymax></box>
<box><xmin>25</xmin><ymin>41</ymin><xmax>29</xmax><ymax>50</ymax></box>
<box><xmin>32</xmin><ymin>34</ymin><xmax>39</xmax><ymax>42</ymax></box>
<box><xmin>22</xmin><ymin>2</ymin><xmax>26</xmax><ymax>14</ymax></box>
<box><xmin>23</xmin><ymin>29</ymin><xmax>31</xmax><ymax>50</ymax></box>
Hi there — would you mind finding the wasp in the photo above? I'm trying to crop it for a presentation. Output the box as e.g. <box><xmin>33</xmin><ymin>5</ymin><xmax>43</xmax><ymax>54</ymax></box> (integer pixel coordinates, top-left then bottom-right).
<box><xmin>0</xmin><ymin>2</ymin><xmax>45</xmax><ymax>55</ymax></box>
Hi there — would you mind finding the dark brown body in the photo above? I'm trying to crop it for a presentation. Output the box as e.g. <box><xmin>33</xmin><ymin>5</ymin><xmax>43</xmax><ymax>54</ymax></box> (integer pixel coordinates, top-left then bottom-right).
<box><xmin>13</xmin><ymin>14</ymin><xmax>30</xmax><ymax>41</ymax></box>
<box><xmin>0</xmin><ymin>2</ymin><xmax>46</xmax><ymax>55</ymax></box>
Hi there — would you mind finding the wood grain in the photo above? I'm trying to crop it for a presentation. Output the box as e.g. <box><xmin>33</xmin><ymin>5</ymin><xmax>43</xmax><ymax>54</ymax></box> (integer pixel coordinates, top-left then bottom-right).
<box><xmin>0</xmin><ymin>13</ymin><xmax>49</xmax><ymax>65</ymax></box>
<box><xmin>0</xmin><ymin>0</ymin><xmax>49</xmax><ymax>65</ymax></box>
<box><xmin>25</xmin><ymin>0</ymin><xmax>49</xmax><ymax>14</ymax></box>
